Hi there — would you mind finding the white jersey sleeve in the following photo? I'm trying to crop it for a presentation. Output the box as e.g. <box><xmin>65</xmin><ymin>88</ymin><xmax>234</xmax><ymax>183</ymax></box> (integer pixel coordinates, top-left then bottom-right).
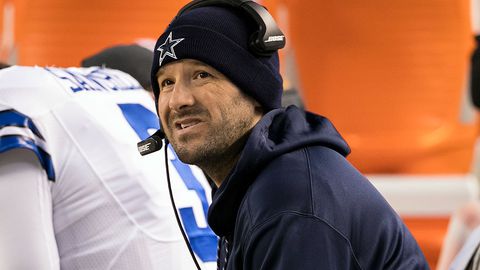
<box><xmin>0</xmin><ymin>105</ymin><xmax>54</xmax><ymax>180</ymax></box>
<box><xmin>0</xmin><ymin>149</ymin><xmax>59</xmax><ymax>270</ymax></box>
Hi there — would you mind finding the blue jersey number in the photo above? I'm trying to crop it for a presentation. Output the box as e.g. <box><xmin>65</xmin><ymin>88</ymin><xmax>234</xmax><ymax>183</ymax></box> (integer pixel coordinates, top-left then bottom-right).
<box><xmin>118</xmin><ymin>103</ymin><xmax>217</xmax><ymax>262</ymax></box>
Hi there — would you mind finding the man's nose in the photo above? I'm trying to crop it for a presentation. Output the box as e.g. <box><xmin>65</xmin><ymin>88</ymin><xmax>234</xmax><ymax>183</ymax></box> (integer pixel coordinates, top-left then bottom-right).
<box><xmin>168</xmin><ymin>80</ymin><xmax>195</xmax><ymax>112</ymax></box>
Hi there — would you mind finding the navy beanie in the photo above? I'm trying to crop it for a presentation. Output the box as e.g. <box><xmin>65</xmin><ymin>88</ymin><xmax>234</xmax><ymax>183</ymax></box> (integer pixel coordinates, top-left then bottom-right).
<box><xmin>151</xmin><ymin>5</ymin><xmax>283</xmax><ymax>111</ymax></box>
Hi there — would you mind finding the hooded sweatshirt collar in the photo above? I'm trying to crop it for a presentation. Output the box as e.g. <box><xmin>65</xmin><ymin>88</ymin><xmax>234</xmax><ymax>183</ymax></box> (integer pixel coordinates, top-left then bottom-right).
<box><xmin>207</xmin><ymin>106</ymin><xmax>350</xmax><ymax>236</ymax></box>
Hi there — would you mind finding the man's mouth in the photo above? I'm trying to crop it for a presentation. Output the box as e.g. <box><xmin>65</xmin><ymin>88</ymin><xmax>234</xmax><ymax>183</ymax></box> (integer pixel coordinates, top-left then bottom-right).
<box><xmin>175</xmin><ymin>119</ymin><xmax>201</xmax><ymax>130</ymax></box>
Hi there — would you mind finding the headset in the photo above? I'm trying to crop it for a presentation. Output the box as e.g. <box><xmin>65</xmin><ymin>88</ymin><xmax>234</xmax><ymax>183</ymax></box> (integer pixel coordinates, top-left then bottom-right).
<box><xmin>137</xmin><ymin>1</ymin><xmax>285</xmax><ymax>269</ymax></box>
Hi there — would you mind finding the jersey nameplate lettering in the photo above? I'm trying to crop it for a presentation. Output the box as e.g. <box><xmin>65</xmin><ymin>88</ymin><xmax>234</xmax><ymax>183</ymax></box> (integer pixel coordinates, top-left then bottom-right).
<box><xmin>45</xmin><ymin>67</ymin><xmax>142</xmax><ymax>93</ymax></box>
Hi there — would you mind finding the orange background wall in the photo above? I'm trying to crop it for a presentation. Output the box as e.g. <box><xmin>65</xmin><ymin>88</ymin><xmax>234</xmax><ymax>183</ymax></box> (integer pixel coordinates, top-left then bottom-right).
<box><xmin>272</xmin><ymin>0</ymin><xmax>476</xmax><ymax>175</ymax></box>
<box><xmin>5</xmin><ymin>0</ymin><xmax>192</xmax><ymax>66</ymax></box>
<box><xmin>2</xmin><ymin>0</ymin><xmax>478</xmax><ymax>268</ymax></box>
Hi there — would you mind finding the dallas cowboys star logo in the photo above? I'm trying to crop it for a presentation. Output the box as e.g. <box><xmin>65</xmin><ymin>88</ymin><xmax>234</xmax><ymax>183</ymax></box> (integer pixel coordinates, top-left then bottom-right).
<box><xmin>157</xmin><ymin>32</ymin><xmax>185</xmax><ymax>66</ymax></box>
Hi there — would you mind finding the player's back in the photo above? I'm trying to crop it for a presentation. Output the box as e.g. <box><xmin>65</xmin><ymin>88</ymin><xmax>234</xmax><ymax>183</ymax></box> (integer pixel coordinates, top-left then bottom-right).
<box><xmin>0</xmin><ymin>66</ymin><xmax>217</xmax><ymax>269</ymax></box>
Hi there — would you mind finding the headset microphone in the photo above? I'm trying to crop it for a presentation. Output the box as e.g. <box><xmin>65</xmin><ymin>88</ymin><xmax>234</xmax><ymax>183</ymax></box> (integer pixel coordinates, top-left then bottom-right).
<box><xmin>137</xmin><ymin>129</ymin><xmax>165</xmax><ymax>155</ymax></box>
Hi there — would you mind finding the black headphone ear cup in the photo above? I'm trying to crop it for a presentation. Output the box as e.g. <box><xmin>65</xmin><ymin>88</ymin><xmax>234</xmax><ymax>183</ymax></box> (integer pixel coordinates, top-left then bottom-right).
<box><xmin>248</xmin><ymin>31</ymin><xmax>276</xmax><ymax>57</ymax></box>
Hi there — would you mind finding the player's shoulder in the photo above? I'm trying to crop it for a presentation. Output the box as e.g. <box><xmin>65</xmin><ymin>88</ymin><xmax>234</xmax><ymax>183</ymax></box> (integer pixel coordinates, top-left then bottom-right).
<box><xmin>0</xmin><ymin>66</ymin><xmax>72</xmax><ymax>113</ymax></box>
<box><xmin>0</xmin><ymin>66</ymin><xmax>143</xmax><ymax>113</ymax></box>
<box><xmin>0</xmin><ymin>65</ymin><xmax>142</xmax><ymax>93</ymax></box>
<box><xmin>0</xmin><ymin>65</ymin><xmax>54</xmax><ymax>87</ymax></box>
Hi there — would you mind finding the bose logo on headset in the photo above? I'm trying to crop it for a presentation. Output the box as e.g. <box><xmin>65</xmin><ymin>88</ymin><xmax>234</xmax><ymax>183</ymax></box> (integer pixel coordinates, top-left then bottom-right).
<box><xmin>138</xmin><ymin>130</ymin><xmax>165</xmax><ymax>156</ymax></box>
<box><xmin>265</xmin><ymin>35</ymin><xmax>285</xmax><ymax>43</ymax></box>
<box><xmin>137</xmin><ymin>0</ymin><xmax>285</xmax><ymax>156</ymax></box>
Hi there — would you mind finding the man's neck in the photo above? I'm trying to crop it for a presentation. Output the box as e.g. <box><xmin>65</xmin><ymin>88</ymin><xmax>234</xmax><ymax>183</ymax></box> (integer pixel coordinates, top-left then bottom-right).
<box><xmin>199</xmin><ymin>134</ymin><xmax>249</xmax><ymax>187</ymax></box>
<box><xmin>202</xmin><ymin>154</ymin><xmax>241</xmax><ymax>187</ymax></box>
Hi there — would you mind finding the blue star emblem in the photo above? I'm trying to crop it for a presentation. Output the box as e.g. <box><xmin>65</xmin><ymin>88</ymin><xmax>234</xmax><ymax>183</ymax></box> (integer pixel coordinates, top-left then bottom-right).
<box><xmin>157</xmin><ymin>32</ymin><xmax>185</xmax><ymax>66</ymax></box>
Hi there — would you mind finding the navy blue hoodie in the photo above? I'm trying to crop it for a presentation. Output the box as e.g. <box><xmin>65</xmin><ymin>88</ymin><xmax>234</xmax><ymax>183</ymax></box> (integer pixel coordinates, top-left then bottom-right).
<box><xmin>208</xmin><ymin>106</ymin><xmax>429</xmax><ymax>270</ymax></box>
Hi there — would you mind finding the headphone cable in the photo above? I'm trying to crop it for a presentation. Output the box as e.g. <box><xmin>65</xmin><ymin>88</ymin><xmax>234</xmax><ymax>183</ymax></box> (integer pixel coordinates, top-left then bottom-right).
<box><xmin>164</xmin><ymin>141</ymin><xmax>202</xmax><ymax>270</ymax></box>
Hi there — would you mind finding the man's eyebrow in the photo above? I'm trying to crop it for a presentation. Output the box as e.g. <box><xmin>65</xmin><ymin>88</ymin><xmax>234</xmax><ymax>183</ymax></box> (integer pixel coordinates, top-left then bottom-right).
<box><xmin>192</xmin><ymin>62</ymin><xmax>210</xmax><ymax>69</ymax></box>
<box><xmin>156</xmin><ymin>68</ymin><xmax>166</xmax><ymax>78</ymax></box>
<box><xmin>186</xmin><ymin>59</ymin><xmax>213</xmax><ymax>70</ymax></box>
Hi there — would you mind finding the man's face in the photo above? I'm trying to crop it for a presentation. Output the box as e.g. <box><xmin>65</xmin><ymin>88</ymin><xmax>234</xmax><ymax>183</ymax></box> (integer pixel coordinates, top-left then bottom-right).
<box><xmin>156</xmin><ymin>59</ymin><xmax>263</xmax><ymax>166</ymax></box>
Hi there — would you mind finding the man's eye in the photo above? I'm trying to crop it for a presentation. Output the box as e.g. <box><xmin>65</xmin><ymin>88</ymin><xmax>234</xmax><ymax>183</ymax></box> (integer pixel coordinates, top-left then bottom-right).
<box><xmin>196</xmin><ymin>72</ymin><xmax>211</xmax><ymax>79</ymax></box>
<box><xmin>161</xmin><ymin>79</ymin><xmax>174</xmax><ymax>88</ymax></box>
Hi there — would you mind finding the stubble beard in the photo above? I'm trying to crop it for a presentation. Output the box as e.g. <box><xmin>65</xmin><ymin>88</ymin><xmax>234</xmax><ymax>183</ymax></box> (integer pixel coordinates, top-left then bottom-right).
<box><xmin>173</xmin><ymin>114</ymin><xmax>252</xmax><ymax>167</ymax></box>
<box><xmin>168</xmin><ymin>103</ymin><xmax>256</xmax><ymax>177</ymax></box>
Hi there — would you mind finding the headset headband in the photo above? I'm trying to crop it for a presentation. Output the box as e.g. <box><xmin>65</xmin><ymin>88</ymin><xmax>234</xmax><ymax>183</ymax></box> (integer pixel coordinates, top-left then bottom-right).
<box><xmin>176</xmin><ymin>0</ymin><xmax>286</xmax><ymax>56</ymax></box>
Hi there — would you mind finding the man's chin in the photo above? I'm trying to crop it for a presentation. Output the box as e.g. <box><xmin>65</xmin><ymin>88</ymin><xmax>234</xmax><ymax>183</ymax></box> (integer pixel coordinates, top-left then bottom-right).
<box><xmin>175</xmin><ymin>150</ymin><xmax>201</xmax><ymax>165</ymax></box>
<box><xmin>169</xmin><ymin>141</ymin><xmax>200</xmax><ymax>163</ymax></box>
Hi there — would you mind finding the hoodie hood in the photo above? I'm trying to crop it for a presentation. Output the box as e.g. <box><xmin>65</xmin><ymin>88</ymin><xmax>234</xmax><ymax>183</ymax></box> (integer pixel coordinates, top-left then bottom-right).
<box><xmin>208</xmin><ymin>106</ymin><xmax>350</xmax><ymax>236</ymax></box>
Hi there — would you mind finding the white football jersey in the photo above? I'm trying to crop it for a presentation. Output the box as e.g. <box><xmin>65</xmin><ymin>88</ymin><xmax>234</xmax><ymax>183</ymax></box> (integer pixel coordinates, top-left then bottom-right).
<box><xmin>0</xmin><ymin>66</ymin><xmax>217</xmax><ymax>270</ymax></box>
